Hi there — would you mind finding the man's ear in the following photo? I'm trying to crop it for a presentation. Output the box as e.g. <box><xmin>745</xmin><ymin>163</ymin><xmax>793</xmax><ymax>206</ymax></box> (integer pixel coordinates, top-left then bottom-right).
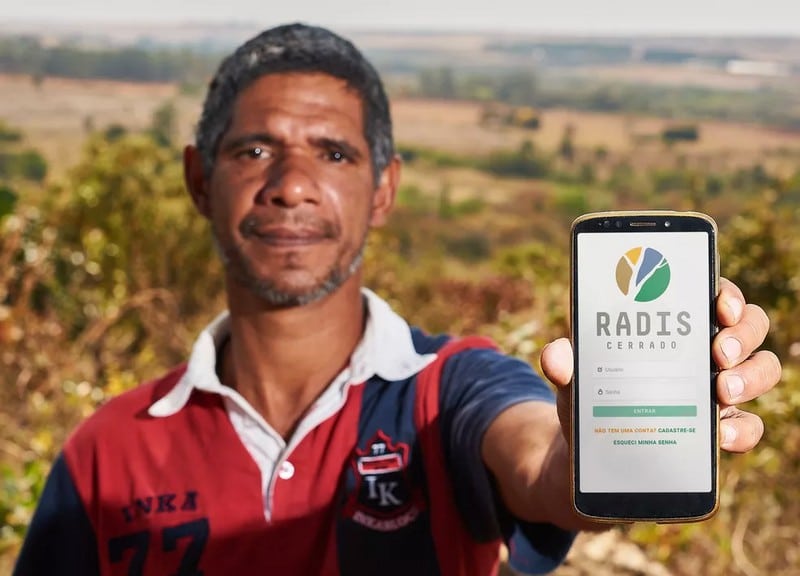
<box><xmin>370</xmin><ymin>154</ymin><xmax>401</xmax><ymax>227</ymax></box>
<box><xmin>184</xmin><ymin>145</ymin><xmax>211</xmax><ymax>218</ymax></box>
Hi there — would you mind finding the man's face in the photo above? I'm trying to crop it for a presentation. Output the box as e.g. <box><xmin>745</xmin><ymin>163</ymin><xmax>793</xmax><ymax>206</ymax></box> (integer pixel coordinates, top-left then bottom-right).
<box><xmin>196</xmin><ymin>72</ymin><xmax>394</xmax><ymax>307</ymax></box>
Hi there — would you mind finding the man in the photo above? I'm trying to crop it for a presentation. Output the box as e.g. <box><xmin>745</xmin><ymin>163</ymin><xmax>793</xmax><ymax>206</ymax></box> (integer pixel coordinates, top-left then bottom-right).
<box><xmin>14</xmin><ymin>23</ymin><xmax>780</xmax><ymax>576</ymax></box>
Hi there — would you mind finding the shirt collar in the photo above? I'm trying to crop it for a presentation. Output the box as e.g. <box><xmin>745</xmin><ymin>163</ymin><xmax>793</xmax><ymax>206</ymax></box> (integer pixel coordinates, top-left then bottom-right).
<box><xmin>148</xmin><ymin>288</ymin><xmax>437</xmax><ymax>417</ymax></box>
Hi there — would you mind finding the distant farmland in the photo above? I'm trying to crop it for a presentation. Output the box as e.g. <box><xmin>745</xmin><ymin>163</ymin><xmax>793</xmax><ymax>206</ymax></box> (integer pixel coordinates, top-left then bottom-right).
<box><xmin>2</xmin><ymin>73</ymin><xmax>800</xmax><ymax>178</ymax></box>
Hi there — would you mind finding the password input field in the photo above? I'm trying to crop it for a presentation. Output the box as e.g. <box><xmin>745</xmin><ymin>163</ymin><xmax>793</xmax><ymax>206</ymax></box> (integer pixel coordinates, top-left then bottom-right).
<box><xmin>588</xmin><ymin>377</ymin><xmax>697</xmax><ymax>403</ymax></box>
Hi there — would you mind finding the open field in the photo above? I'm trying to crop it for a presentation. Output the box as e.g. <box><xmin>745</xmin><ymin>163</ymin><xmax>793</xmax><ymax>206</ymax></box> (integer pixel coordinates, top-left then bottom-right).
<box><xmin>0</xmin><ymin>75</ymin><xmax>200</xmax><ymax>174</ymax></box>
<box><xmin>391</xmin><ymin>98</ymin><xmax>800</xmax><ymax>157</ymax></box>
<box><xmin>2</xmin><ymin>74</ymin><xmax>800</xmax><ymax>179</ymax></box>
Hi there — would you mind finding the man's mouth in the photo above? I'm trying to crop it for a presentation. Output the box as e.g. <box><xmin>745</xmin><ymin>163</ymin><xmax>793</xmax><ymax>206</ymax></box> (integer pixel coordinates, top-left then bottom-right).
<box><xmin>249</xmin><ymin>226</ymin><xmax>329</xmax><ymax>246</ymax></box>
<box><xmin>240</xmin><ymin>215</ymin><xmax>338</xmax><ymax>247</ymax></box>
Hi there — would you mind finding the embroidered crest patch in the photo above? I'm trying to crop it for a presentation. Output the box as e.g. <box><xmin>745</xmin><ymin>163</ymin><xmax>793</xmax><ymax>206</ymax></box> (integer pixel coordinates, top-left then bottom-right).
<box><xmin>345</xmin><ymin>430</ymin><xmax>423</xmax><ymax>531</ymax></box>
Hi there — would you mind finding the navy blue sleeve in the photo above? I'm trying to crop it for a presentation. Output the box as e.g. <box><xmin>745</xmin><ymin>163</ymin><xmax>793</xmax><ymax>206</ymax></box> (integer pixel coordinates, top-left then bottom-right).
<box><xmin>13</xmin><ymin>453</ymin><xmax>100</xmax><ymax>576</ymax></box>
<box><xmin>439</xmin><ymin>348</ymin><xmax>575</xmax><ymax>574</ymax></box>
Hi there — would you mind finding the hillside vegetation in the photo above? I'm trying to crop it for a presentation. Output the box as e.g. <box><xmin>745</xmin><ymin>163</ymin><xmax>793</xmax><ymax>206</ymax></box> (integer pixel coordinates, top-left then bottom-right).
<box><xmin>1</xmin><ymin>69</ymin><xmax>799</xmax><ymax>574</ymax></box>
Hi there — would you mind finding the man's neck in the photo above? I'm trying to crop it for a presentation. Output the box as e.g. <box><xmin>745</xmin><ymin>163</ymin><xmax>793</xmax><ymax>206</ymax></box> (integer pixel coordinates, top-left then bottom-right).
<box><xmin>220</xmin><ymin>278</ymin><xmax>366</xmax><ymax>440</ymax></box>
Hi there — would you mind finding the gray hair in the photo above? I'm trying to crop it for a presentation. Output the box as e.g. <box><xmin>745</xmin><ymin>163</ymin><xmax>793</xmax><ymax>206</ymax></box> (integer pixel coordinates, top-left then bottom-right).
<box><xmin>195</xmin><ymin>23</ymin><xmax>394</xmax><ymax>185</ymax></box>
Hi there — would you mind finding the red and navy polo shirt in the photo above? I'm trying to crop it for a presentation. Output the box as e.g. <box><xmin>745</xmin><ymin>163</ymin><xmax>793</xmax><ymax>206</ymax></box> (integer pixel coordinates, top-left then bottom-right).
<box><xmin>14</xmin><ymin>289</ymin><xmax>574</xmax><ymax>575</ymax></box>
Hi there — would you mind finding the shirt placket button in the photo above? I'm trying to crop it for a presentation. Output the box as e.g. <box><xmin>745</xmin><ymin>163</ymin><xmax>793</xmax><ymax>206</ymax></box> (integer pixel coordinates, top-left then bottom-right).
<box><xmin>278</xmin><ymin>460</ymin><xmax>295</xmax><ymax>480</ymax></box>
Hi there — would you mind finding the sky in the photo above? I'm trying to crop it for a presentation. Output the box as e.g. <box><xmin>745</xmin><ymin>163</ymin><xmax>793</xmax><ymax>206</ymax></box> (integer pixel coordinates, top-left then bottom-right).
<box><xmin>4</xmin><ymin>0</ymin><xmax>800</xmax><ymax>35</ymax></box>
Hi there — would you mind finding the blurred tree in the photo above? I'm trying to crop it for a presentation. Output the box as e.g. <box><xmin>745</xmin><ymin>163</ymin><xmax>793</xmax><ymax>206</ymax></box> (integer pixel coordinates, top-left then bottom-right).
<box><xmin>661</xmin><ymin>124</ymin><xmax>700</xmax><ymax>144</ymax></box>
<box><xmin>148</xmin><ymin>100</ymin><xmax>179</xmax><ymax>148</ymax></box>
<box><xmin>558</xmin><ymin>123</ymin><xmax>576</xmax><ymax>163</ymax></box>
<box><xmin>0</xmin><ymin>150</ymin><xmax>48</xmax><ymax>182</ymax></box>
<box><xmin>418</xmin><ymin>67</ymin><xmax>457</xmax><ymax>99</ymax></box>
<box><xmin>484</xmin><ymin>139</ymin><xmax>551</xmax><ymax>179</ymax></box>
<box><xmin>103</xmin><ymin>124</ymin><xmax>128</xmax><ymax>142</ymax></box>
<box><xmin>0</xmin><ymin>185</ymin><xmax>17</xmax><ymax>219</ymax></box>
<box><xmin>496</xmin><ymin>71</ymin><xmax>538</xmax><ymax>106</ymax></box>
<box><xmin>41</xmin><ymin>133</ymin><xmax>223</xmax><ymax>377</ymax></box>
<box><xmin>15</xmin><ymin>150</ymin><xmax>48</xmax><ymax>182</ymax></box>
<box><xmin>0</xmin><ymin>121</ymin><xmax>23</xmax><ymax>143</ymax></box>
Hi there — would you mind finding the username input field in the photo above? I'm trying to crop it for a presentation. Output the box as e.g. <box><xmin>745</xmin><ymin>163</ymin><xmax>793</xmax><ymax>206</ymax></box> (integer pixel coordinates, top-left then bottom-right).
<box><xmin>590</xmin><ymin>361</ymin><xmax>696</xmax><ymax>380</ymax></box>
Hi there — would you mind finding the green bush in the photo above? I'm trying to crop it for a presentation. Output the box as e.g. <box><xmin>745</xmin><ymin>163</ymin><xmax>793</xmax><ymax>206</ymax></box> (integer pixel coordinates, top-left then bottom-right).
<box><xmin>0</xmin><ymin>122</ymin><xmax>22</xmax><ymax>143</ymax></box>
<box><xmin>0</xmin><ymin>186</ymin><xmax>17</xmax><ymax>219</ymax></box>
<box><xmin>483</xmin><ymin>140</ymin><xmax>551</xmax><ymax>179</ymax></box>
<box><xmin>0</xmin><ymin>150</ymin><xmax>48</xmax><ymax>182</ymax></box>
<box><xmin>661</xmin><ymin>124</ymin><xmax>700</xmax><ymax>144</ymax></box>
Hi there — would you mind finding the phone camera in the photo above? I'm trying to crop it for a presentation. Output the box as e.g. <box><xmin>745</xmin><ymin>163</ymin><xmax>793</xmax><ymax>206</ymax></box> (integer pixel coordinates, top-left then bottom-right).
<box><xmin>665</xmin><ymin>220</ymin><xmax>671</xmax><ymax>228</ymax></box>
<box><xmin>603</xmin><ymin>220</ymin><xmax>610</xmax><ymax>228</ymax></box>
<box><xmin>615</xmin><ymin>221</ymin><xmax>622</xmax><ymax>228</ymax></box>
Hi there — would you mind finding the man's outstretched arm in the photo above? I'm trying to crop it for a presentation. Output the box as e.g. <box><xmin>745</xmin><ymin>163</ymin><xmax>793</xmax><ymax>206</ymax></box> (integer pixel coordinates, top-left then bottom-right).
<box><xmin>482</xmin><ymin>278</ymin><xmax>781</xmax><ymax>530</ymax></box>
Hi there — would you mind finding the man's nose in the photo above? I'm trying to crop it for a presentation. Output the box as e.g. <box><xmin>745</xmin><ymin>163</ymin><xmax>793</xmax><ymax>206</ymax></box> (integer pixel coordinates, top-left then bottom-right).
<box><xmin>258</xmin><ymin>154</ymin><xmax>321</xmax><ymax>208</ymax></box>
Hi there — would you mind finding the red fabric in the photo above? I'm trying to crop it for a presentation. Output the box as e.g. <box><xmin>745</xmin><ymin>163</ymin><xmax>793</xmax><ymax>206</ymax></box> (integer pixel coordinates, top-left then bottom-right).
<box><xmin>414</xmin><ymin>336</ymin><xmax>502</xmax><ymax>576</ymax></box>
<box><xmin>64</xmin><ymin>366</ymin><xmax>365</xmax><ymax>575</ymax></box>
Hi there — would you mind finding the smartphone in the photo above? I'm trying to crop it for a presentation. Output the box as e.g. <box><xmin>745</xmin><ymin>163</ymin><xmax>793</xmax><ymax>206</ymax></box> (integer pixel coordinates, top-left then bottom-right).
<box><xmin>570</xmin><ymin>211</ymin><xmax>719</xmax><ymax>522</ymax></box>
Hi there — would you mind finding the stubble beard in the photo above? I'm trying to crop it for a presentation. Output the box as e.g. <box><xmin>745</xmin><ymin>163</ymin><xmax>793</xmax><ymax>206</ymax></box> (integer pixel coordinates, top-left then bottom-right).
<box><xmin>213</xmin><ymin>231</ymin><xmax>366</xmax><ymax>308</ymax></box>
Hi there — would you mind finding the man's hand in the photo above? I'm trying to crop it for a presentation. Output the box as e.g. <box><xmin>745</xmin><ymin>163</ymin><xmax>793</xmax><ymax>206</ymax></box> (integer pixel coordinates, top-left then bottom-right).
<box><xmin>541</xmin><ymin>277</ymin><xmax>782</xmax><ymax>452</ymax></box>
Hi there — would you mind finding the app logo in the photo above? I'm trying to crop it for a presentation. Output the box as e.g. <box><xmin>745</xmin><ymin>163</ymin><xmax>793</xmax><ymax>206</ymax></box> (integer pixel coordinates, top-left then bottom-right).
<box><xmin>616</xmin><ymin>247</ymin><xmax>670</xmax><ymax>302</ymax></box>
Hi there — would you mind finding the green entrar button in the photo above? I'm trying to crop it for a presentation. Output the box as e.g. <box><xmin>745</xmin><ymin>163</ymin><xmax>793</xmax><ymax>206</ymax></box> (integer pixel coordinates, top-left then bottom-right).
<box><xmin>593</xmin><ymin>405</ymin><xmax>697</xmax><ymax>417</ymax></box>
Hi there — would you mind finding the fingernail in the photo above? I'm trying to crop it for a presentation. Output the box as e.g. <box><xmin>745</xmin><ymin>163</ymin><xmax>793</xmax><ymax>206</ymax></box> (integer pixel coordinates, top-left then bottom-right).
<box><xmin>726</xmin><ymin>374</ymin><xmax>745</xmax><ymax>402</ymax></box>
<box><xmin>721</xmin><ymin>338</ymin><xmax>742</xmax><ymax>363</ymax></box>
<box><xmin>727</xmin><ymin>298</ymin><xmax>743</xmax><ymax>323</ymax></box>
<box><xmin>722</xmin><ymin>424</ymin><xmax>737</xmax><ymax>447</ymax></box>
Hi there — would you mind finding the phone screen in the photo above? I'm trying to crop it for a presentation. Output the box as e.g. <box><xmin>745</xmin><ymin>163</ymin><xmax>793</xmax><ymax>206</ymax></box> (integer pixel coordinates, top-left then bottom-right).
<box><xmin>573</xmin><ymin>218</ymin><xmax>717</xmax><ymax>510</ymax></box>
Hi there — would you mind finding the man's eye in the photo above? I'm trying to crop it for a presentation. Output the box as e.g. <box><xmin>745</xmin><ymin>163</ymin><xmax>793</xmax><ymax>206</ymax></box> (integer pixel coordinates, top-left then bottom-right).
<box><xmin>238</xmin><ymin>146</ymin><xmax>268</xmax><ymax>159</ymax></box>
<box><xmin>327</xmin><ymin>150</ymin><xmax>348</xmax><ymax>163</ymax></box>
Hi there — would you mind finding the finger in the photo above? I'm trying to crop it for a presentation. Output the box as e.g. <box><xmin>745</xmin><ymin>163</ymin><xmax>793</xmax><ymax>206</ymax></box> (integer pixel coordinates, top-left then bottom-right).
<box><xmin>713</xmin><ymin>304</ymin><xmax>770</xmax><ymax>370</ymax></box>
<box><xmin>717</xmin><ymin>350</ymin><xmax>782</xmax><ymax>405</ymax></box>
<box><xmin>716</xmin><ymin>277</ymin><xmax>745</xmax><ymax>327</ymax></box>
<box><xmin>540</xmin><ymin>338</ymin><xmax>573</xmax><ymax>388</ymax></box>
<box><xmin>720</xmin><ymin>407</ymin><xmax>765</xmax><ymax>453</ymax></box>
